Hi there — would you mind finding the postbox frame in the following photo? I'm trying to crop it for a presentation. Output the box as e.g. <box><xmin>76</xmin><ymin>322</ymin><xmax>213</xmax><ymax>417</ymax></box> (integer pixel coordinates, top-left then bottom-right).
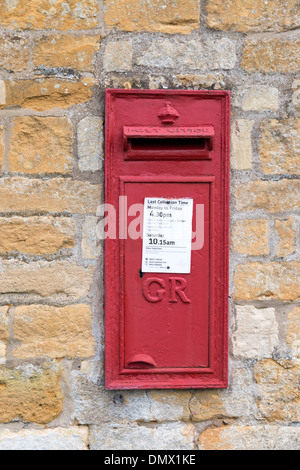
<box><xmin>105</xmin><ymin>89</ymin><xmax>230</xmax><ymax>390</ymax></box>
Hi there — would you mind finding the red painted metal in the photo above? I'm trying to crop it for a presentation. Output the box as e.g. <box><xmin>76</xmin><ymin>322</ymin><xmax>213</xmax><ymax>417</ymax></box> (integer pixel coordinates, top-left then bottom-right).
<box><xmin>123</xmin><ymin>126</ymin><xmax>215</xmax><ymax>160</ymax></box>
<box><xmin>105</xmin><ymin>90</ymin><xmax>230</xmax><ymax>390</ymax></box>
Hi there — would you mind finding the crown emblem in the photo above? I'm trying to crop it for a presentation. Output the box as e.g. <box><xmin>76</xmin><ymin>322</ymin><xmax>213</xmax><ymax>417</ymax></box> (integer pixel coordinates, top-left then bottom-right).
<box><xmin>158</xmin><ymin>101</ymin><xmax>180</xmax><ymax>125</ymax></box>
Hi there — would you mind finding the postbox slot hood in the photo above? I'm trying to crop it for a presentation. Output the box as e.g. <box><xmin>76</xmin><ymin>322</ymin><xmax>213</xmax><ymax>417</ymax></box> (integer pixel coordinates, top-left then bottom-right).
<box><xmin>123</xmin><ymin>126</ymin><xmax>214</xmax><ymax>160</ymax></box>
<box><xmin>124</xmin><ymin>126</ymin><xmax>214</xmax><ymax>138</ymax></box>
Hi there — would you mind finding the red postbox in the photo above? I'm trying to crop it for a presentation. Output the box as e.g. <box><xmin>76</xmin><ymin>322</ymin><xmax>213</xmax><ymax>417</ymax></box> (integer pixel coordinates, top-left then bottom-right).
<box><xmin>105</xmin><ymin>90</ymin><xmax>230</xmax><ymax>389</ymax></box>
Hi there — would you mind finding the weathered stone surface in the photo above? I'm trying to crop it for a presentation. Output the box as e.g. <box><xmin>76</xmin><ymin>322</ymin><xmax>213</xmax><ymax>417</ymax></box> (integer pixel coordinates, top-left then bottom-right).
<box><xmin>232</xmin><ymin>306</ymin><xmax>279</xmax><ymax>359</ymax></box>
<box><xmin>13</xmin><ymin>304</ymin><xmax>95</xmax><ymax>359</ymax></box>
<box><xmin>82</xmin><ymin>217</ymin><xmax>101</xmax><ymax>259</ymax></box>
<box><xmin>234</xmin><ymin>262</ymin><xmax>300</xmax><ymax>301</ymax></box>
<box><xmin>147</xmin><ymin>390</ymin><xmax>192</xmax><ymax>422</ymax></box>
<box><xmin>0</xmin><ymin>78</ymin><xmax>95</xmax><ymax>111</ymax></box>
<box><xmin>206</xmin><ymin>0</ymin><xmax>300</xmax><ymax>33</ymax></box>
<box><xmin>104</xmin><ymin>0</ymin><xmax>200</xmax><ymax>34</ymax></box>
<box><xmin>78</xmin><ymin>117</ymin><xmax>103</xmax><ymax>172</ymax></box>
<box><xmin>0</xmin><ymin>216</ymin><xmax>75</xmax><ymax>255</ymax></box>
<box><xmin>0</xmin><ymin>343</ymin><xmax>6</xmax><ymax>364</ymax></box>
<box><xmin>0</xmin><ymin>363</ymin><xmax>63</xmax><ymax>424</ymax></box>
<box><xmin>34</xmin><ymin>35</ymin><xmax>100</xmax><ymax>71</ymax></box>
<box><xmin>259</xmin><ymin>118</ymin><xmax>300</xmax><ymax>175</ymax></box>
<box><xmin>0</xmin><ymin>308</ymin><xmax>9</xmax><ymax>336</ymax></box>
<box><xmin>221</xmin><ymin>367</ymin><xmax>257</xmax><ymax>419</ymax></box>
<box><xmin>147</xmin><ymin>76</ymin><xmax>168</xmax><ymax>89</ymax></box>
<box><xmin>275</xmin><ymin>217</ymin><xmax>296</xmax><ymax>257</ymax></box>
<box><xmin>0</xmin><ymin>81</ymin><xmax>5</xmax><ymax>105</ymax></box>
<box><xmin>0</xmin><ymin>0</ymin><xmax>99</xmax><ymax>30</ymax></box>
<box><xmin>242</xmin><ymin>38</ymin><xmax>300</xmax><ymax>73</ymax></box>
<box><xmin>0</xmin><ymin>37</ymin><xmax>30</xmax><ymax>72</ymax></box>
<box><xmin>231</xmin><ymin>220</ymin><xmax>269</xmax><ymax>256</ymax></box>
<box><xmin>230</xmin><ymin>120</ymin><xmax>253</xmax><ymax>170</ymax></box>
<box><xmin>104</xmin><ymin>41</ymin><xmax>133</xmax><ymax>72</ymax></box>
<box><xmin>189</xmin><ymin>390</ymin><xmax>226</xmax><ymax>421</ymax></box>
<box><xmin>0</xmin><ymin>126</ymin><xmax>4</xmax><ymax>169</ymax></box>
<box><xmin>173</xmin><ymin>73</ymin><xmax>225</xmax><ymax>90</ymax></box>
<box><xmin>198</xmin><ymin>425</ymin><xmax>300</xmax><ymax>450</ymax></box>
<box><xmin>287</xmin><ymin>307</ymin><xmax>300</xmax><ymax>358</ymax></box>
<box><xmin>71</xmin><ymin>372</ymin><xmax>152</xmax><ymax>424</ymax></box>
<box><xmin>0</xmin><ymin>427</ymin><xmax>89</xmax><ymax>450</ymax></box>
<box><xmin>190</xmin><ymin>368</ymin><xmax>256</xmax><ymax>421</ymax></box>
<box><xmin>102</xmin><ymin>75</ymin><xmax>142</xmax><ymax>89</ymax></box>
<box><xmin>234</xmin><ymin>86</ymin><xmax>279</xmax><ymax>111</ymax></box>
<box><xmin>137</xmin><ymin>38</ymin><xmax>237</xmax><ymax>70</ymax></box>
<box><xmin>292</xmin><ymin>80</ymin><xmax>300</xmax><ymax>109</ymax></box>
<box><xmin>90</xmin><ymin>422</ymin><xmax>196</xmax><ymax>450</ymax></box>
<box><xmin>0</xmin><ymin>306</ymin><xmax>9</xmax><ymax>364</ymax></box>
<box><xmin>254</xmin><ymin>359</ymin><xmax>300</xmax><ymax>422</ymax></box>
<box><xmin>0</xmin><ymin>260</ymin><xmax>95</xmax><ymax>299</ymax></box>
<box><xmin>0</xmin><ymin>177</ymin><xmax>101</xmax><ymax>214</ymax></box>
<box><xmin>235</xmin><ymin>179</ymin><xmax>300</xmax><ymax>213</ymax></box>
<box><xmin>8</xmin><ymin>117</ymin><xmax>73</xmax><ymax>174</ymax></box>
<box><xmin>71</xmin><ymin>366</ymin><xmax>192</xmax><ymax>424</ymax></box>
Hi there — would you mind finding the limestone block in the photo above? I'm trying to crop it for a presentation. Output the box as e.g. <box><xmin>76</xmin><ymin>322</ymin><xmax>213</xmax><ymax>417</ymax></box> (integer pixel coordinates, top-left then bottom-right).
<box><xmin>231</xmin><ymin>220</ymin><xmax>269</xmax><ymax>255</ymax></box>
<box><xmin>81</xmin><ymin>216</ymin><xmax>101</xmax><ymax>259</ymax></box>
<box><xmin>234</xmin><ymin>262</ymin><xmax>300</xmax><ymax>301</ymax></box>
<box><xmin>287</xmin><ymin>307</ymin><xmax>300</xmax><ymax>358</ymax></box>
<box><xmin>104</xmin><ymin>0</ymin><xmax>200</xmax><ymax>34</ymax></box>
<box><xmin>206</xmin><ymin>0</ymin><xmax>300</xmax><ymax>33</ymax></box>
<box><xmin>232</xmin><ymin>306</ymin><xmax>279</xmax><ymax>358</ymax></box>
<box><xmin>8</xmin><ymin>117</ymin><xmax>73</xmax><ymax>175</ymax></box>
<box><xmin>0</xmin><ymin>363</ymin><xmax>63</xmax><ymax>424</ymax></box>
<box><xmin>0</xmin><ymin>79</ymin><xmax>95</xmax><ymax>111</ymax></box>
<box><xmin>0</xmin><ymin>81</ymin><xmax>5</xmax><ymax>105</ymax></box>
<box><xmin>0</xmin><ymin>0</ymin><xmax>99</xmax><ymax>30</ymax></box>
<box><xmin>235</xmin><ymin>179</ymin><xmax>300</xmax><ymax>213</ymax></box>
<box><xmin>0</xmin><ymin>216</ymin><xmax>75</xmax><ymax>255</ymax></box>
<box><xmin>137</xmin><ymin>38</ymin><xmax>237</xmax><ymax>70</ymax></box>
<box><xmin>173</xmin><ymin>73</ymin><xmax>225</xmax><ymax>90</ymax></box>
<box><xmin>0</xmin><ymin>260</ymin><xmax>95</xmax><ymax>299</ymax></box>
<box><xmin>0</xmin><ymin>126</ymin><xmax>4</xmax><ymax>169</ymax></box>
<box><xmin>90</xmin><ymin>422</ymin><xmax>195</xmax><ymax>450</ymax></box>
<box><xmin>71</xmin><ymin>367</ymin><xmax>192</xmax><ymax>424</ymax></box>
<box><xmin>292</xmin><ymin>80</ymin><xmax>300</xmax><ymax>110</ymax></box>
<box><xmin>230</xmin><ymin>120</ymin><xmax>254</xmax><ymax>170</ymax></box>
<box><xmin>0</xmin><ymin>306</ymin><xmax>9</xmax><ymax>364</ymax></box>
<box><xmin>198</xmin><ymin>424</ymin><xmax>300</xmax><ymax>450</ymax></box>
<box><xmin>233</xmin><ymin>86</ymin><xmax>279</xmax><ymax>111</ymax></box>
<box><xmin>242</xmin><ymin>38</ymin><xmax>300</xmax><ymax>73</ymax></box>
<box><xmin>103</xmin><ymin>41</ymin><xmax>133</xmax><ymax>72</ymax></box>
<box><xmin>259</xmin><ymin>118</ymin><xmax>300</xmax><ymax>175</ymax></box>
<box><xmin>78</xmin><ymin>117</ymin><xmax>103</xmax><ymax>172</ymax></box>
<box><xmin>0</xmin><ymin>37</ymin><xmax>30</xmax><ymax>72</ymax></box>
<box><xmin>0</xmin><ymin>177</ymin><xmax>101</xmax><ymax>214</ymax></box>
<box><xmin>275</xmin><ymin>217</ymin><xmax>296</xmax><ymax>257</ymax></box>
<box><xmin>34</xmin><ymin>35</ymin><xmax>100</xmax><ymax>71</ymax></box>
<box><xmin>254</xmin><ymin>359</ymin><xmax>300</xmax><ymax>422</ymax></box>
<box><xmin>13</xmin><ymin>304</ymin><xmax>95</xmax><ymax>359</ymax></box>
<box><xmin>0</xmin><ymin>427</ymin><xmax>89</xmax><ymax>450</ymax></box>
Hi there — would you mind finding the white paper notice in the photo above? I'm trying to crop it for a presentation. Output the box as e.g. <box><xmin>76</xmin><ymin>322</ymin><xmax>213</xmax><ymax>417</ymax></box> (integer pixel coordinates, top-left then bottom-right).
<box><xmin>142</xmin><ymin>198</ymin><xmax>194</xmax><ymax>274</ymax></box>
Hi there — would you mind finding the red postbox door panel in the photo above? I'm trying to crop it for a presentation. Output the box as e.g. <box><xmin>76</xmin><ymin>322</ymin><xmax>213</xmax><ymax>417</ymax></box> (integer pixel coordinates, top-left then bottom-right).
<box><xmin>124</xmin><ymin>181</ymin><xmax>210</xmax><ymax>370</ymax></box>
<box><xmin>105</xmin><ymin>90</ymin><xmax>230</xmax><ymax>389</ymax></box>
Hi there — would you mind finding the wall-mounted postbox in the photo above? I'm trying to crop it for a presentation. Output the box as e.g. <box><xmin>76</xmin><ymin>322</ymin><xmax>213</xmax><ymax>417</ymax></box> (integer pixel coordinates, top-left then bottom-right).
<box><xmin>105</xmin><ymin>90</ymin><xmax>230</xmax><ymax>389</ymax></box>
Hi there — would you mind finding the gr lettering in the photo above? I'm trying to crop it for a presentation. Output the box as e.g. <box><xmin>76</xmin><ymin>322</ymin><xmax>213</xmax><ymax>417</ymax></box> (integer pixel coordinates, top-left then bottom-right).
<box><xmin>143</xmin><ymin>277</ymin><xmax>191</xmax><ymax>304</ymax></box>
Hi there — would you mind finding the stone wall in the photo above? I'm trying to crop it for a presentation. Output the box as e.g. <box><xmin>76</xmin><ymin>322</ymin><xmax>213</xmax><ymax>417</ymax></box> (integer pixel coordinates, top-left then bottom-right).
<box><xmin>0</xmin><ymin>0</ymin><xmax>299</xmax><ymax>450</ymax></box>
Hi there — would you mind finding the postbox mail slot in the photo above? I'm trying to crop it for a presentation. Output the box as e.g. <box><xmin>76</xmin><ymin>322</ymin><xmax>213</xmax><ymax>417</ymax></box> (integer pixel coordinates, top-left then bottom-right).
<box><xmin>124</xmin><ymin>126</ymin><xmax>214</xmax><ymax>160</ymax></box>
